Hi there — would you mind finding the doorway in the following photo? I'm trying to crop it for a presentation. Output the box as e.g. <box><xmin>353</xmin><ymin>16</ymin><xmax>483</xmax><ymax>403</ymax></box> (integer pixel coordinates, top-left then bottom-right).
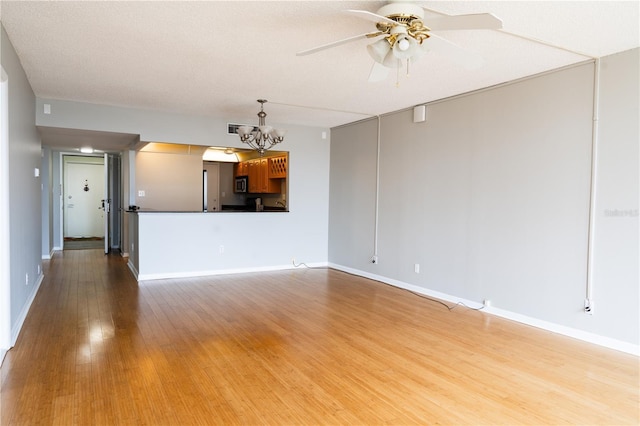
<box><xmin>60</xmin><ymin>153</ymin><xmax>122</xmax><ymax>252</ymax></box>
<box><xmin>62</xmin><ymin>155</ymin><xmax>105</xmax><ymax>249</ymax></box>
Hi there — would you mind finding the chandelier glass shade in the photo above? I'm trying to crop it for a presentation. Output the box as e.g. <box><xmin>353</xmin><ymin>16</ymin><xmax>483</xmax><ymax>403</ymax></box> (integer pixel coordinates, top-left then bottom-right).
<box><xmin>237</xmin><ymin>99</ymin><xmax>286</xmax><ymax>155</ymax></box>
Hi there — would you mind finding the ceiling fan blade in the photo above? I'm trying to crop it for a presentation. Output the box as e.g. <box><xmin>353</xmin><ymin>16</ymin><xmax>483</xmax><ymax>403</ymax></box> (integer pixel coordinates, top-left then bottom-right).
<box><xmin>425</xmin><ymin>12</ymin><xmax>503</xmax><ymax>31</ymax></box>
<box><xmin>368</xmin><ymin>62</ymin><xmax>390</xmax><ymax>82</ymax></box>
<box><xmin>296</xmin><ymin>32</ymin><xmax>381</xmax><ymax>56</ymax></box>
<box><xmin>344</xmin><ymin>9</ymin><xmax>397</xmax><ymax>25</ymax></box>
<box><xmin>422</xmin><ymin>34</ymin><xmax>484</xmax><ymax>69</ymax></box>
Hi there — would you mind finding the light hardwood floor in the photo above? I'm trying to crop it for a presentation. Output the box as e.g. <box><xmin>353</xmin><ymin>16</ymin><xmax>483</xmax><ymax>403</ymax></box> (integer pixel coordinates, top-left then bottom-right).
<box><xmin>1</xmin><ymin>249</ymin><xmax>638</xmax><ymax>425</ymax></box>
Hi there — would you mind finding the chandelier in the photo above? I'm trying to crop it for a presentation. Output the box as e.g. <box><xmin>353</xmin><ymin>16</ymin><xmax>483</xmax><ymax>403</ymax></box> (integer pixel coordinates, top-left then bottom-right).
<box><xmin>237</xmin><ymin>99</ymin><xmax>286</xmax><ymax>155</ymax></box>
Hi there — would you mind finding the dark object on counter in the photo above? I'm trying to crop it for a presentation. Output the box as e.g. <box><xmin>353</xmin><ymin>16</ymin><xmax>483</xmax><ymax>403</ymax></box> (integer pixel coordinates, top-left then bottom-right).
<box><xmin>128</xmin><ymin>205</ymin><xmax>139</xmax><ymax>211</ymax></box>
<box><xmin>220</xmin><ymin>205</ymin><xmax>248</xmax><ymax>212</ymax></box>
<box><xmin>246</xmin><ymin>197</ymin><xmax>261</xmax><ymax>211</ymax></box>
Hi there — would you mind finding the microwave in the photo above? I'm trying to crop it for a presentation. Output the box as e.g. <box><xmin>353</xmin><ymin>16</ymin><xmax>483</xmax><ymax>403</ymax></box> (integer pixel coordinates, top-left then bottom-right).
<box><xmin>234</xmin><ymin>176</ymin><xmax>248</xmax><ymax>193</ymax></box>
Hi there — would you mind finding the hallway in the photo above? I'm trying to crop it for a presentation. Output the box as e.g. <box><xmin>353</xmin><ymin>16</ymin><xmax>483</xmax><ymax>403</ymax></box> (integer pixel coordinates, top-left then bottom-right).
<box><xmin>1</xmin><ymin>250</ymin><xmax>638</xmax><ymax>424</ymax></box>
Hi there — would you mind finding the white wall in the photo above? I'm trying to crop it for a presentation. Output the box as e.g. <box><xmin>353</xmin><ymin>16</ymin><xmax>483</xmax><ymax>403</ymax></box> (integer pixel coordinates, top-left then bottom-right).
<box><xmin>36</xmin><ymin>98</ymin><xmax>331</xmax><ymax>273</ymax></box>
<box><xmin>135</xmin><ymin>150</ymin><xmax>203</xmax><ymax>211</ymax></box>
<box><xmin>1</xmin><ymin>61</ymin><xmax>10</xmax><ymax>359</ymax></box>
<box><xmin>329</xmin><ymin>50</ymin><xmax>639</xmax><ymax>352</ymax></box>
<box><xmin>1</xmin><ymin>24</ymin><xmax>43</xmax><ymax>347</ymax></box>
<box><xmin>51</xmin><ymin>150</ymin><xmax>63</xmax><ymax>250</ymax></box>
<box><xmin>218</xmin><ymin>162</ymin><xmax>245</xmax><ymax>207</ymax></box>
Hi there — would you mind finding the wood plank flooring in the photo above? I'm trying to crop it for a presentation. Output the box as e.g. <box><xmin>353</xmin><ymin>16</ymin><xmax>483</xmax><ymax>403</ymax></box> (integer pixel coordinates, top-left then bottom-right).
<box><xmin>1</xmin><ymin>249</ymin><xmax>638</xmax><ymax>425</ymax></box>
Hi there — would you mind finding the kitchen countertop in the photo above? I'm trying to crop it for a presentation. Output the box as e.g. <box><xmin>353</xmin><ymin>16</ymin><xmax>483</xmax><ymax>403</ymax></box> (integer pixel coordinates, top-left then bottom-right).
<box><xmin>126</xmin><ymin>207</ymin><xmax>288</xmax><ymax>213</ymax></box>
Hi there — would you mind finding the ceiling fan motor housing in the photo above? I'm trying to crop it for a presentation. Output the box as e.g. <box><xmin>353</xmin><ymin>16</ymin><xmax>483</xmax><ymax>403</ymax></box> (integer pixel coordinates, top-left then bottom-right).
<box><xmin>376</xmin><ymin>2</ymin><xmax>430</xmax><ymax>44</ymax></box>
<box><xmin>376</xmin><ymin>2</ymin><xmax>424</xmax><ymax>21</ymax></box>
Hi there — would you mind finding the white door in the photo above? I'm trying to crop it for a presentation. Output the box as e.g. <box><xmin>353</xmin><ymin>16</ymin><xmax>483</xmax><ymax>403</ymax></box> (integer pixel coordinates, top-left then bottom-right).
<box><xmin>204</xmin><ymin>163</ymin><xmax>220</xmax><ymax>212</ymax></box>
<box><xmin>64</xmin><ymin>160</ymin><xmax>105</xmax><ymax>238</ymax></box>
<box><xmin>102</xmin><ymin>153</ymin><xmax>110</xmax><ymax>254</ymax></box>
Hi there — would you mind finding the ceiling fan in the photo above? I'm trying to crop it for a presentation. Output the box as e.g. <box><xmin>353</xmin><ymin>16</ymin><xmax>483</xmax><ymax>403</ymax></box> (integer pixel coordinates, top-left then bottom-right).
<box><xmin>296</xmin><ymin>1</ymin><xmax>502</xmax><ymax>82</ymax></box>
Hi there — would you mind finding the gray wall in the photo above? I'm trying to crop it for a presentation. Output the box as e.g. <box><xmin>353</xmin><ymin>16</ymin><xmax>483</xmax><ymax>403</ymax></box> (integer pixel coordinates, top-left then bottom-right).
<box><xmin>41</xmin><ymin>146</ymin><xmax>54</xmax><ymax>258</ymax></box>
<box><xmin>1</xmin><ymin>24</ymin><xmax>43</xmax><ymax>343</ymax></box>
<box><xmin>329</xmin><ymin>49</ymin><xmax>639</xmax><ymax>348</ymax></box>
<box><xmin>590</xmin><ymin>49</ymin><xmax>639</xmax><ymax>340</ymax></box>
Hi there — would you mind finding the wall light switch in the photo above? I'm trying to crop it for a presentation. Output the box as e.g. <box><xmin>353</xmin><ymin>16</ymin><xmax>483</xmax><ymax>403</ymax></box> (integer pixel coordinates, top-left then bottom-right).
<box><xmin>34</xmin><ymin>168</ymin><xmax>40</xmax><ymax>177</ymax></box>
<box><xmin>43</xmin><ymin>104</ymin><xmax>51</xmax><ymax>114</ymax></box>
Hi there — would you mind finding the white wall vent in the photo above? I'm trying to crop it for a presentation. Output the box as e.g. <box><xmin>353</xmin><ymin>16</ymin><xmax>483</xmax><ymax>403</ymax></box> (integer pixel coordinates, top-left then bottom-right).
<box><xmin>227</xmin><ymin>123</ymin><xmax>257</xmax><ymax>135</ymax></box>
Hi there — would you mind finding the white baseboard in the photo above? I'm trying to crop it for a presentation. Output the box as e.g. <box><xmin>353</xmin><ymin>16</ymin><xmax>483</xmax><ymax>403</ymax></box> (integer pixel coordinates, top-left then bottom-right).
<box><xmin>121</xmin><ymin>251</ymin><xmax>129</xmax><ymax>258</ymax></box>
<box><xmin>11</xmin><ymin>272</ymin><xmax>44</xmax><ymax>346</ymax></box>
<box><xmin>137</xmin><ymin>262</ymin><xmax>328</xmax><ymax>283</ymax></box>
<box><xmin>483</xmin><ymin>305</ymin><xmax>639</xmax><ymax>356</ymax></box>
<box><xmin>0</xmin><ymin>348</ymin><xmax>7</xmax><ymax>367</ymax></box>
<box><xmin>127</xmin><ymin>260</ymin><xmax>139</xmax><ymax>280</ymax></box>
<box><xmin>328</xmin><ymin>263</ymin><xmax>639</xmax><ymax>356</ymax></box>
<box><xmin>42</xmin><ymin>248</ymin><xmax>55</xmax><ymax>260</ymax></box>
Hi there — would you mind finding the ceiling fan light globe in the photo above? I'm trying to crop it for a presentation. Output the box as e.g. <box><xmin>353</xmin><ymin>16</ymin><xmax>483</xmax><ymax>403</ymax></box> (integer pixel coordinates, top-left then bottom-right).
<box><xmin>367</xmin><ymin>39</ymin><xmax>391</xmax><ymax>63</ymax></box>
<box><xmin>397</xmin><ymin>38</ymin><xmax>411</xmax><ymax>51</ymax></box>
<box><xmin>392</xmin><ymin>36</ymin><xmax>418</xmax><ymax>60</ymax></box>
<box><xmin>382</xmin><ymin>51</ymin><xmax>401</xmax><ymax>68</ymax></box>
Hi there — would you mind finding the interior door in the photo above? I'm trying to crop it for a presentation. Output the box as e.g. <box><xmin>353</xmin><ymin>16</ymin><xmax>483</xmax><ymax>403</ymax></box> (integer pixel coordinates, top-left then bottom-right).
<box><xmin>204</xmin><ymin>163</ymin><xmax>220</xmax><ymax>212</ymax></box>
<box><xmin>108</xmin><ymin>155</ymin><xmax>121</xmax><ymax>251</ymax></box>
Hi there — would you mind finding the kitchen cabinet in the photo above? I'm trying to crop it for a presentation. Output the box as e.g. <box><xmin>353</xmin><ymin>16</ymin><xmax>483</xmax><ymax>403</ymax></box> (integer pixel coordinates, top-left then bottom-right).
<box><xmin>234</xmin><ymin>162</ymin><xmax>248</xmax><ymax>177</ymax></box>
<box><xmin>268</xmin><ymin>155</ymin><xmax>287</xmax><ymax>178</ymax></box>
<box><xmin>248</xmin><ymin>158</ymin><xmax>280</xmax><ymax>194</ymax></box>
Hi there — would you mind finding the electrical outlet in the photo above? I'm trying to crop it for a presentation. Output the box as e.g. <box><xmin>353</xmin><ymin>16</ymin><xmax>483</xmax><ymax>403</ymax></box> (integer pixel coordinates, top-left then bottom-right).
<box><xmin>25</xmin><ymin>273</ymin><xmax>29</xmax><ymax>286</ymax></box>
<box><xmin>584</xmin><ymin>298</ymin><xmax>593</xmax><ymax>314</ymax></box>
<box><xmin>414</xmin><ymin>263</ymin><xmax>420</xmax><ymax>273</ymax></box>
<box><xmin>483</xmin><ymin>299</ymin><xmax>491</xmax><ymax>308</ymax></box>
<box><xmin>371</xmin><ymin>256</ymin><xmax>378</xmax><ymax>264</ymax></box>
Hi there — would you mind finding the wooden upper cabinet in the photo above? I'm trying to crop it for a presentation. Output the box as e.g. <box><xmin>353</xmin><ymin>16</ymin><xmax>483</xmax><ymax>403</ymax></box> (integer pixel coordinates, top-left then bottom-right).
<box><xmin>247</xmin><ymin>160</ymin><xmax>259</xmax><ymax>193</ymax></box>
<box><xmin>239</xmin><ymin>154</ymin><xmax>286</xmax><ymax>194</ymax></box>
<box><xmin>268</xmin><ymin>155</ymin><xmax>287</xmax><ymax>179</ymax></box>
<box><xmin>246</xmin><ymin>158</ymin><xmax>279</xmax><ymax>194</ymax></box>
<box><xmin>234</xmin><ymin>162</ymin><xmax>248</xmax><ymax>177</ymax></box>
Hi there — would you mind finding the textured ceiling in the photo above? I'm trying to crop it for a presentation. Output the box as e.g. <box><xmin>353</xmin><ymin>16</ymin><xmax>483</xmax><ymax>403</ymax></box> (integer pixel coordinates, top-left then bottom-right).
<box><xmin>1</xmin><ymin>1</ymin><xmax>638</xmax><ymax>151</ymax></box>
